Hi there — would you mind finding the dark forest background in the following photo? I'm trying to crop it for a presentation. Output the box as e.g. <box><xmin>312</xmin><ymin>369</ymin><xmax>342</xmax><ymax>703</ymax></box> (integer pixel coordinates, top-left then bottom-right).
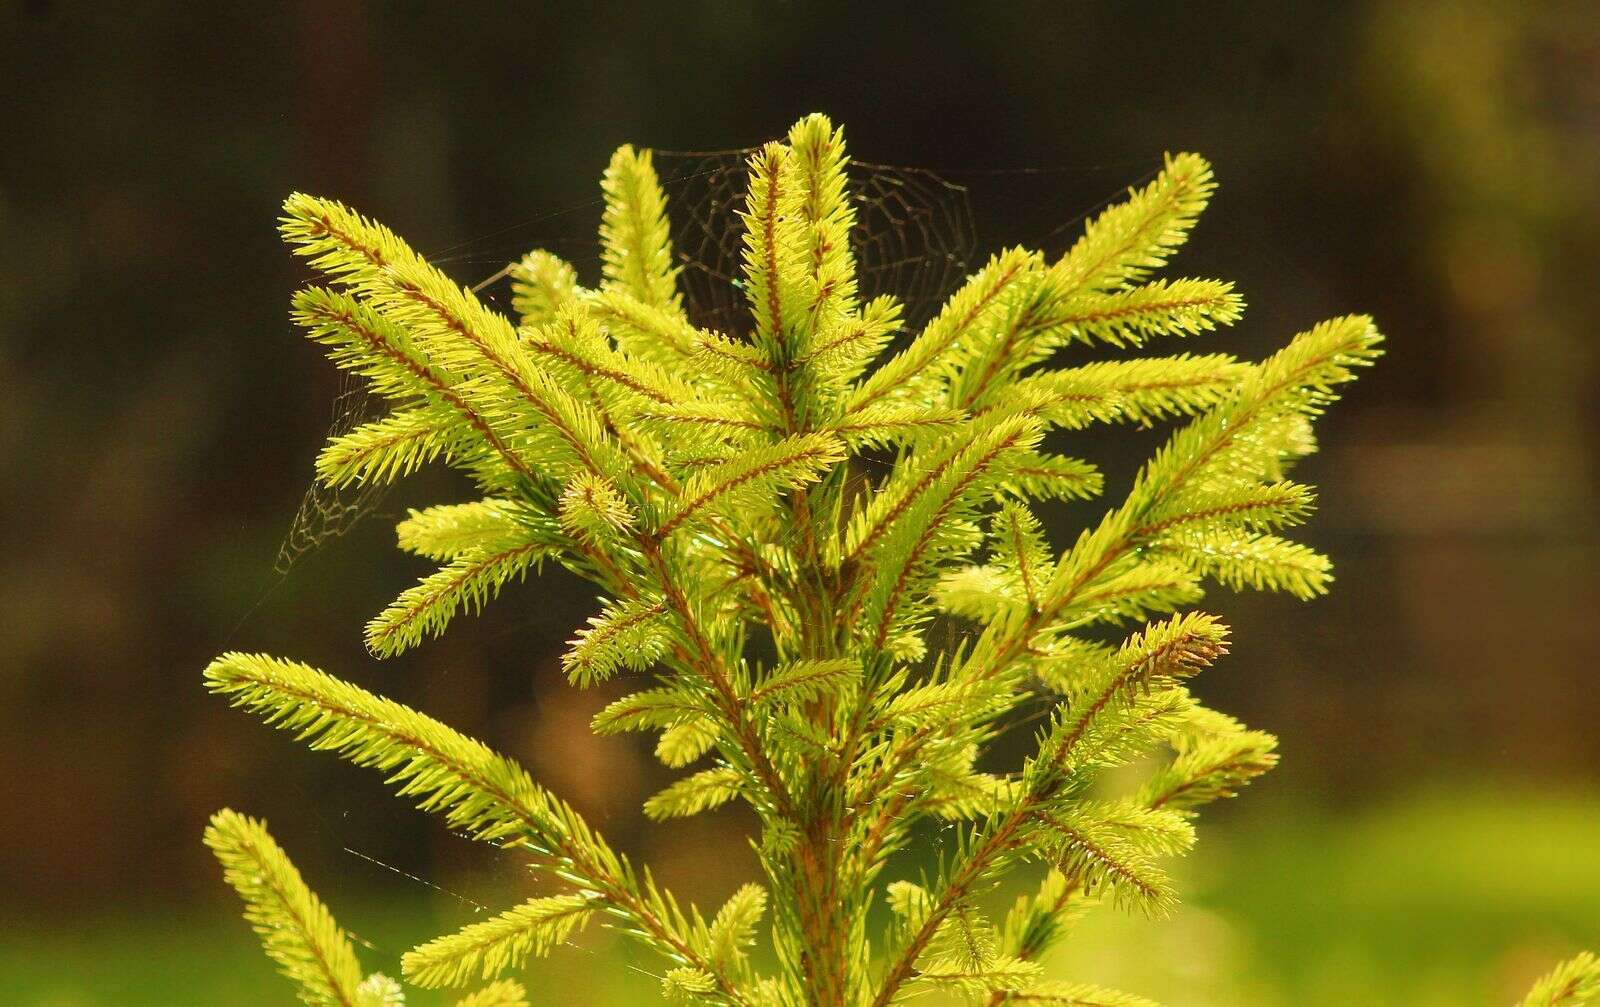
<box><xmin>3</xmin><ymin>2</ymin><xmax>1597</xmax><ymax>1004</ymax></box>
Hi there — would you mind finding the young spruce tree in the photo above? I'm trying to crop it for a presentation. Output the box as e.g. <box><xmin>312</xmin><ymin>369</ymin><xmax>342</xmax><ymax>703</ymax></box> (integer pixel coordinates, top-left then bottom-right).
<box><xmin>206</xmin><ymin>114</ymin><xmax>1595</xmax><ymax>1007</ymax></box>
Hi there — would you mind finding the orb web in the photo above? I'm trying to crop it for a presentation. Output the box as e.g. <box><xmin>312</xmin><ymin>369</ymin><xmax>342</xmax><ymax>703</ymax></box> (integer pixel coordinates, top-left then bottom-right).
<box><xmin>652</xmin><ymin>148</ymin><xmax>979</xmax><ymax>335</ymax></box>
<box><xmin>274</xmin><ymin>370</ymin><xmax>388</xmax><ymax>574</ymax></box>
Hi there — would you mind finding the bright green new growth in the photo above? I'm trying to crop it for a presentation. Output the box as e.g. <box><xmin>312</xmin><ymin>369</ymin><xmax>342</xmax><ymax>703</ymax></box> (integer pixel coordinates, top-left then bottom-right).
<box><xmin>1521</xmin><ymin>954</ymin><xmax>1600</xmax><ymax>1007</ymax></box>
<box><xmin>204</xmin><ymin>810</ymin><xmax>529</xmax><ymax>1007</ymax></box>
<box><xmin>204</xmin><ymin>113</ymin><xmax>1588</xmax><ymax>1006</ymax></box>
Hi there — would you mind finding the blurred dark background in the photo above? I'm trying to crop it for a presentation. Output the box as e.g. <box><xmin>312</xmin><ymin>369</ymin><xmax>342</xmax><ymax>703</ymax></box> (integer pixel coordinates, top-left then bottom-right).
<box><xmin>3</xmin><ymin>2</ymin><xmax>1597</xmax><ymax>1004</ymax></box>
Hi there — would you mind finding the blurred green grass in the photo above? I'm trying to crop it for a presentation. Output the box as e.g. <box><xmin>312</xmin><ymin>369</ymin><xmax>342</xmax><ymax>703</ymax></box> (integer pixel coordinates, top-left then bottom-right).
<box><xmin>5</xmin><ymin>783</ymin><xmax>1595</xmax><ymax>1006</ymax></box>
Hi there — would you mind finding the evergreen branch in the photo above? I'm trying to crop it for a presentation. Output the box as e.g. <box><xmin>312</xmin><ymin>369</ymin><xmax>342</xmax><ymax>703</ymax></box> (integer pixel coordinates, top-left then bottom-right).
<box><xmin>657</xmin><ymin>432</ymin><xmax>846</xmax><ymax>538</ymax></box>
<box><xmin>1136</xmin><ymin>480</ymin><xmax>1315</xmax><ymax>539</ymax></box>
<box><xmin>824</xmin><ymin>403</ymin><xmax>966</xmax><ymax>450</ymax></box>
<box><xmin>842</xmin><ymin>412</ymin><xmax>1036</xmax><ymax>568</ymax></box>
<box><xmin>849</xmin><ymin>248</ymin><xmax>1041</xmax><ymax>411</ymax></box>
<box><xmin>524</xmin><ymin>307</ymin><xmax>692</xmax><ymax>407</ymax></box>
<box><xmin>1041</xmin><ymin>613</ymin><xmax>1227</xmax><ymax>772</ymax></box>
<box><xmin>946</xmin><ymin>276</ymin><xmax>1234</xmax><ymax>416</ymax></box>
<box><xmin>859</xmin><ymin>415</ymin><xmax>1045</xmax><ymax>648</ymax></box>
<box><xmin>1033</xmin><ymin>803</ymin><xmax>1193</xmax><ymax>916</ymax></box>
<box><xmin>1000</xmin><ymin>353</ymin><xmax>1250</xmax><ymax>430</ymax></box>
<box><xmin>497</xmin><ymin>361</ymin><xmax>634</xmax><ymax>484</ymax></box>
<box><xmin>206</xmin><ymin>654</ymin><xmax>752</xmax><ymax>1004</ymax></box>
<box><xmin>1047</xmin><ymin>277</ymin><xmax>1242</xmax><ymax>348</ymax></box>
<box><xmin>946</xmin><ymin>270</ymin><xmax>1072</xmax><ymax>411</ymax></box>
<box><xmin>656</xmin><ymin>714</ymin><xmax>720</xmax><ymax>768</ymax></box>
<box><xmin>295</xmin><ymin>289</ymin><xmax>538</xmax><ymax>483</ymax></box>
<box><xmin>558</xmin><ymin>471</ymin><xmax>639</xmax><ymax>544</ymax></box>
<box><xmin>630</xmin><ymin>533</ymin><xmax>800</xmax><ymax>818</ymax></box>
<box><xmin>600</xmin><ymin>145</ymin><xmax>682</xmax><ymax>312</ymax></box>
<box><xmin>905</xmin><ymin>958</ymin><xmax>1043</xmax><ymax>998</ymax></box>
<box><xmin>707</xmin><ymin>883</ymin><xmax>768</xmax><ymax>966</ymax></box>
<box><xmin>871</xmin><ymin>615</ymin><xmax>1223</xmax><ymax>1006</ymax></box>
<box><xmin>452</xmin><ymin>980</ymin><xmax>531</xmax><ymax>1007</ymax></box>
<box><xmin>204</xmin><ymin>810</ymin><xmax>364</xmax><ymax>1007</ymax></box>
<box><xmin>997</xmin><ymin>869</ymin><xmax>1090</xmax><ymax>973</ymax></box>
<box><xmin>922</xmin><ymin>774</ymin><xmax>1021</xmax><ymax>822</ymax></box>
<box><xmin>584</xmin><ymin>287</ymin><xmax>702</xmax><ymax>360</ymax></box>
<box><xmin>315</xmin><ymin>407</ymin><xmax>455</xmax><ymax>488</ymax></box>
<box><xmin>636</xmin><ymin>399</ymin><xmax>774</xmax><ymax>436</ymax></box>
<box><xmin>1160</xmin><ymin>530</ymin><xmax>1332</xmax><ymax>599</ymax></box>
<box><xmin>921</xmin><ymin>750</ymin><xmax>1021</xmax><ymax>820</ymax></box>
<box><xmin>915</xmin><ymin>902</ymin><xmax>1003</xmax><ymax>975</ymax></box>
<box><xmin>643</xmin><ymin>765</ymin><xmax>746</xmax><ymax>820</ymax></box>
<box><xmin>877</xmin><ymin>678</ymin><xmax>1013</xmax><ymax>733</ymax></box>
<box><xmin>740</xmin><ymin>141</ymin><xmax>807</xmax><ymax>355</ymax></box>
<box><xmin>789</xmin><ymin>113</ymin><xmax>858</xmax><ymax>329</ymax></box>
<box><xmin>934</xmin><ymin>564</ymin><xmax>1026</xmax><ymax>623</ymax></box>
<box><xmin>882</xmin><ymin>886</ymin><xmax>1020</xmax><ymax>998</ymax></box>
<box><xmin>663</xmin><ymin>968</ymin><xmax>721</xmax><ymax>1002</ymax></box>
<box><xmin>397</xmin><ymin>498</ymin><xmax>554</xmax><ymax>562</ymax></box>
<box><xmin>204</xmin><ymin>653</ymin><xmax>569</xmax><ymax>844</ymax></box>
<box><xmin>866</xmin><ymin>821</ymin><xmax>1046</xmax><ymax>1007</ymax></box>
<box><xmin>792</xmin><ymin>294</ymin><xmax>901</xmax><ymax>379</ymax></box>
<box><xmin>365</xmin><ymin>541</ymin><xmax>552</xmax><ymax>657</ymax></box>
<box><xmin>748</xmin><ymin>657</ymin><xmax>861</xmax><ymax>706</ymax></box>
<box><xmin>1051</xmin><ymin>560</ymin><xmax>1203</xmax><ymax>629</ymax></box>
<box><xmin>999</xmin><ymin>502</ymin><xmax>1049</xmax><ymax>610</ymax></box>
<box><xmin>874</xmin><ymin>313</ymin><xmax>1372</xmax><ymax>1007</ymax></box>
<box><xmin>403</xmin><ymin>895</ymin><xmax>596</xmax><ymax>988</ymax></box>
<box><xmin>869</xmin><ymin>820</ymin><xmax>1033</xmax><ymax>1003</ymax></box>
<box><xmin>1140</xmin><ymin>707</ymin><xmax>1279</xmax><ymax>811</ymax></box>
<box><xmin>292</xmin><ymin>286</ymin><xmax>454</xmax><ymax>402</ymax></box>
<box><xmin>994</xmin><ymin>453</ymin><xmax>1104</xmax><ymax>502</ymax></box>
<box><xmin>281</xmin><ymin>195</ymin><xmax>531</xmax><ymax>392</ymax></box>
<box><xmin>973</xmin><ymin>315</ymin><xmax>1380</xmax><ymax>677</ymax></box>
<box><xmin>591</xmin><ymin>684</ymin><xmax>719</xmax><ymax>735</ymax></box>
<box><xmin>562</xmin><ymin>598</ymin><xmax>671</xmax><ymax>686</ymax></box>
<box><xmin>1521</xmin><ymin>953</ymin><xmax>1600</xmax><ymax>1007</ymax></box>
<box><xmin>691</xmin><ymin>329</ymin><xmax>779</xmax><ymax>375</ymax></box>
<box><xmin>1055</xmin><ymin>153</ymin><xmax>1215</xmax><ymax>293</ymax></box>
<box><xmin>510</xmin><ymin>250</ymin><xmax>579</xmax><ymax>328</ymax></box>
<box><xmin>1126</xmin><ymin>316</ymin><xmax>1381</xmax><ymax>516</ymax></box>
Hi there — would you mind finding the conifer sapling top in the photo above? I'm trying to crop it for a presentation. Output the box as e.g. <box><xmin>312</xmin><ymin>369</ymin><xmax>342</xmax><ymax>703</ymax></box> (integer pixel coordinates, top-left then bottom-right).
<box><xmin>201</xmin><ymin>112</ymin><xmax>1596</xmax><ymax>1007</ymax></box>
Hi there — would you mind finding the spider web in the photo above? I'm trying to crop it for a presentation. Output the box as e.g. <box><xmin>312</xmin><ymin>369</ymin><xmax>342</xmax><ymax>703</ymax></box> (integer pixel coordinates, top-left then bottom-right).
<box><xmin>272</xmin><ymin>149</ymin><xmax>1142</xmax><ymax>571</ymax></box>
<box><xmin>274</xmin><ymin>369</ymin><xmax>388</xmax><ymax>574</ymax></box>
<box><xmin>655</xmin><ymin>148</ymin><xmax>977</xmax><ymax>334</ymax></box>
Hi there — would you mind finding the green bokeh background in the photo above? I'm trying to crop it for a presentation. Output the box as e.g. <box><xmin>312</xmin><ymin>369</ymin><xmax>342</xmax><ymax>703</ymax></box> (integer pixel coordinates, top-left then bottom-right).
<box><xmin>3</xmin><ymin>2</ymin><xmax>1597</xmax><ymax>1004</ymax></box>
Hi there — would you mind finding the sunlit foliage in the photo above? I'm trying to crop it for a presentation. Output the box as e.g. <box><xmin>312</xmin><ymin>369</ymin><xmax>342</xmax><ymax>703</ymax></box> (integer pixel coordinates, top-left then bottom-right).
<box><xmin>202</xmin><ymin>113</ymin><xmax>1569</xmax><ymax>1007</ymax></box>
